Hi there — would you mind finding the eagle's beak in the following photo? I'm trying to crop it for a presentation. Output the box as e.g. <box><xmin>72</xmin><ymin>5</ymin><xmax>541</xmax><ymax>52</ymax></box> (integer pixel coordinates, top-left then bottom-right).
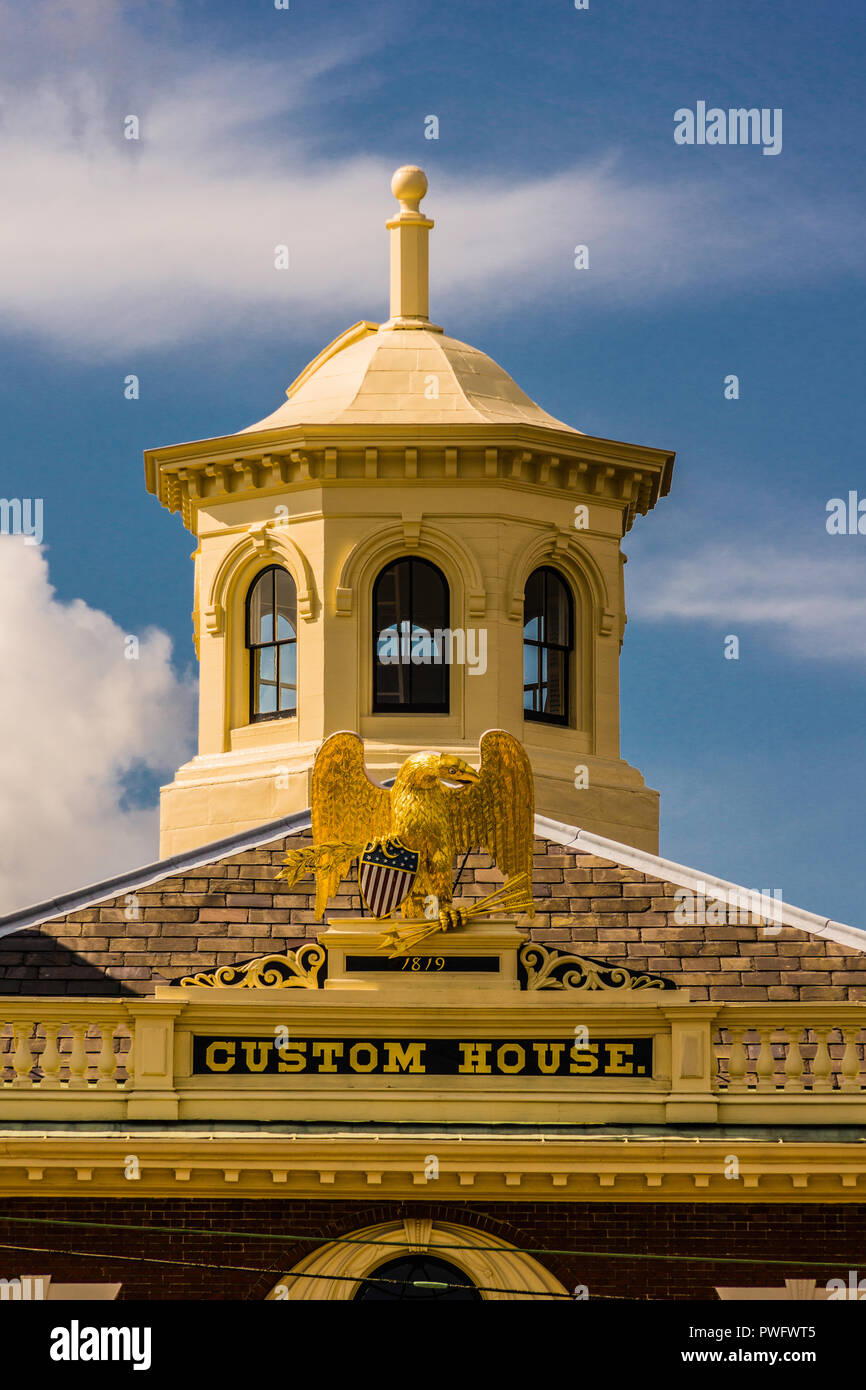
<box><xmin>441</xmin><ymin>759</ymin><xmax>480</xmax><ymax>786</ymax></box>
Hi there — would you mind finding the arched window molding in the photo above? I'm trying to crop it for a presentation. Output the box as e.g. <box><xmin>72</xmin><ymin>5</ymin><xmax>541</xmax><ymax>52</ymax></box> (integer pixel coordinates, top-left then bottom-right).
<box><xmin>335</xmin><ymin>520</ymin><xmax>483</xmax><ymax>728</ymax></box>
<box><xmin>206</xmin><ymin>523</ymin><xmax>318</xmax><ymax>637</ymax></box>
<box><xmin>335</xmin><ymin>520</ymin><xmax>485</xmax><ymax>620</ymax></box>
<box><xmin>506</xmin><ymin>529</ymin><xmax>613</xmax><ymax>636</ymax></box>
<box><xmin>203</xmin><ymin>524</ymin><xmax>317</xmax><ymax>740</ymax></box>
<box><xmin>265</xmin><ymin>1220</ymin><xmax>568</xmax><ymax>1301</ymax></box>
<box><xmin>508</xmin><ymin>531</ymin><xmax>614</xmax><ymax>737</ymax></box>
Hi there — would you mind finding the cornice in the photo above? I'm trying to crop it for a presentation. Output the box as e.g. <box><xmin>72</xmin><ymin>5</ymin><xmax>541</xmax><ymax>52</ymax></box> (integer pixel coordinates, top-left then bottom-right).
<box><xmin>0</xmin><ymin>1133</ymin><xmax>862</xmax><ymax>1202</ymax></box>
<box><xmin>144</xmin><ymin>428</ymin><xmax>674</xmax><ymax>536</ymax></box>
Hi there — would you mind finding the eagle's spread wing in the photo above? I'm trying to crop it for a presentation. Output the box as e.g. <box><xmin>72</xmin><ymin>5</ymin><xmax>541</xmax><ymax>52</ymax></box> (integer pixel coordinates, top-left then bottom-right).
<box><xmin>448</xmin><ymin>730</ymin><xmax>534</xmax><ymax>886</ymax></box>
<box><xmin>310</xmin><ymin>732</ymin><xmax>392</xmax><ymax>916</ymax></box>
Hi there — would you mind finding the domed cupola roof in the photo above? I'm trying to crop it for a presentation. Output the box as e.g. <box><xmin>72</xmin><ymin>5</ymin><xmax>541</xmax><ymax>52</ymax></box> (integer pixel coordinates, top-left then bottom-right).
<box><xmin>240</xmin><ymin>165</ymin><xmax>580</xmax><ymax>437</ymax></box>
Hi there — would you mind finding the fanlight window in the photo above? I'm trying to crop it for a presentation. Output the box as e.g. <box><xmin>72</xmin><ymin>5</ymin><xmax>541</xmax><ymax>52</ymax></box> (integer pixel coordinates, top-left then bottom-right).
<box><xmin>246</xmin><ymin>566</ymin><xmax>297</xmax><ymax>722</ymax></box>
<box><xmin>373</xmin><ymin>557</ymin><xmax>449</xmax><ymax>713</ymax></box>
<box><xmin>353</xmin><ymin>1255</ymin><xmax>481</xmax><ymax>1301</ymax></box>
<box><xmin>523</xmin><ymin>566</ymin><xmax>573</xmax><ymax>725</ymax></box>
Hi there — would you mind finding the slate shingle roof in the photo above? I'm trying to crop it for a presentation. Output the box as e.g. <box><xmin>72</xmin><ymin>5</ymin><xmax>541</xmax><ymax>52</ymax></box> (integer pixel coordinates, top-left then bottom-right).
<box><xmin>0</xmin><ymin>818</ymin><xmax>863</xmax><ymax>999</ymax></box>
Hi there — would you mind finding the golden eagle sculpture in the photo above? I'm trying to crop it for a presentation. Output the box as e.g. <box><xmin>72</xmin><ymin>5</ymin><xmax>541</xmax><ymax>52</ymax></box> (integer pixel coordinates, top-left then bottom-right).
<box><xmin>278</xmin><ymin>730</ymin><xmax>534</xmax><ymax>941</ymax></box>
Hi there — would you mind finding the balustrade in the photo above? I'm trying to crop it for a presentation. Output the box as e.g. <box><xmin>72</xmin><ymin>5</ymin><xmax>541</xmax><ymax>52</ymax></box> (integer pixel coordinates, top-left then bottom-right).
<box><xmin>0</xmin><ymin>997</ymin><xmax>864</xmax><ymax>1125</ymax></box>
<box><xmin>0</xmin><ymin>1016</ymin><xmax>132</xmax><ymax>1089</ymax></box>
<box><xmin>714</xmin><ymin>1018</ymin><xmax>866</xmax><ymax>1093</ymax></box>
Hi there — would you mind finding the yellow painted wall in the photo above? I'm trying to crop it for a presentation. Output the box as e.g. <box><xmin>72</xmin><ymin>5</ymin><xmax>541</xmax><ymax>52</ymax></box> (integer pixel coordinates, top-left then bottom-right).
<box><xmin>157</xmin><ymin>461</ymin><xmax>660</xmax><ymax>855</ymax></box>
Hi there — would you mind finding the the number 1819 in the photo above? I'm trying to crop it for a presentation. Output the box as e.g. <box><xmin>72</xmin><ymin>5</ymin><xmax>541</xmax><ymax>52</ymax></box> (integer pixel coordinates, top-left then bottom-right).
<box><xmin>401</xmin><ymin>956</ymin><xmax>445</xmax><ymax>971</ymax></box>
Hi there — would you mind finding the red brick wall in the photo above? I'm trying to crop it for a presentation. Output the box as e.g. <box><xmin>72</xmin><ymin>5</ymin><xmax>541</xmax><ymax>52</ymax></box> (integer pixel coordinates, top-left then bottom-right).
<box><xmin>0</xmin><ymin>1198</ymin><xmax>861</xmax><ymax>1300</ymax></box>
<box><xmin>0</xmin><ymin>835</ymin><xmax>864</xmax><ymax>1000</ymax></box>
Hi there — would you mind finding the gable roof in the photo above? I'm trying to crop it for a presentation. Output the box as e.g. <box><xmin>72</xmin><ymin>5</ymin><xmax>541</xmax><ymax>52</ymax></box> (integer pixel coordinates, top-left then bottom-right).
<box><xmin>0</xmin><ymin>807</ymin><xmax>314</xmax><ymax>938</ymax></box>
<box><xmin>0</xmin><ymin>808</ymin><xmax>861</xmax><ymax>952</ymax></box>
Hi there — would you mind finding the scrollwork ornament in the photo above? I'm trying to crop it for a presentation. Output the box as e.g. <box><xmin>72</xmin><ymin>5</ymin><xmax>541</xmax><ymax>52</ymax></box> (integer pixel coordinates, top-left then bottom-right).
<box><xmin>519</xmin><ymin>942</ymin><xmax>676</xmax><ymax>992</ymax></box>
<box><xmin>179</xmin><ymin>942</ymin><xmax>325</xmax><ymax>990</ymax></box>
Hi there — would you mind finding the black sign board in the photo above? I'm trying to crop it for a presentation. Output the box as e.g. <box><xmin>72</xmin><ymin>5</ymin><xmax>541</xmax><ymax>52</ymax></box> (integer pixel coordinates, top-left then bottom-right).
<box><xmin>344</xmin><ymin>955</ymin><xmax>499</xmax><ymax>974</ymax></box>
<box><xmin>192</xmin><ymin>1035</ymin><xmax>653</xmax><ymax>1078</ymax></box>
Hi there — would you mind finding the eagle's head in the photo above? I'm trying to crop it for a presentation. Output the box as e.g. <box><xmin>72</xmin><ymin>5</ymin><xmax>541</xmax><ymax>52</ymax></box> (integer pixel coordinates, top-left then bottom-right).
<box><xmin>401</xmin><ymin>751</ymin><xmax>480</xmax><ymax>790</ymax></box>
<box><xmin>437</xmin><ymin>753</ymin><xmax>481</xmax><ymax>788</ymax></box>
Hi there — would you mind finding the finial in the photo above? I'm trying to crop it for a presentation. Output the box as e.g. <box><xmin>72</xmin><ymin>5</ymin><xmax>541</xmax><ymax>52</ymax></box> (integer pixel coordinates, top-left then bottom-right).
<box><xmin>390</xmin><ymin>165</ymin><xmax>428</xmax><ymax>216</ymax></box>
<box><xmin>382</xmin><ymin>165</ymin><xmax>442</xmax><ymax>332</ymax></box>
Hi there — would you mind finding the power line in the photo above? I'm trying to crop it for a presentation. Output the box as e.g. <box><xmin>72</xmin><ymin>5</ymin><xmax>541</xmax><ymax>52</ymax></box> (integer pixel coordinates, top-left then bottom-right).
<box><xmin>0</xmin><ymin>1212</ymin><xmax>858</xmax><ymax>1272</ymax></box>
<box><xmin>0</xmin><ymin>1240</ymin><xmax>571</xmax><ymax>1299</ymax></box>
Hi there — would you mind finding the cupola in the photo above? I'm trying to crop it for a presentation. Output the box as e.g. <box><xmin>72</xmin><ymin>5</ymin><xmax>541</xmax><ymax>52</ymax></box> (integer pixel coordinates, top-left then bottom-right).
<box><xmin>145</xmin><ymin>166</ymin><xmax>674</xmax><ymax>856</ymax></box>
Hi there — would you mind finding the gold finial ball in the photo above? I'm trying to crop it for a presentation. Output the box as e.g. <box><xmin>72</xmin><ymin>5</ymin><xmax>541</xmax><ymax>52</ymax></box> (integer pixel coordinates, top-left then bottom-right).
<box><xmin>391</xmin><ymin>164</ymin><xmax>428</xmax><ymax>214</ymax></box>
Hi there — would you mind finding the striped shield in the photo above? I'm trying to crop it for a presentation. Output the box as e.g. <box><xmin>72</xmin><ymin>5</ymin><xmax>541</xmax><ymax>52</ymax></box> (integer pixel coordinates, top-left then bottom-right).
<box><xmin>358</xmin><ymin>838</ymin><xmax>419</xmax><ymax>919</ymax></box>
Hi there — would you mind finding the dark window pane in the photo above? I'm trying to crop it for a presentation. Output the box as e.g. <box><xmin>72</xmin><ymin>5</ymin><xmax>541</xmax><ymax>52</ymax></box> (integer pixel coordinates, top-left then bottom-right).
<box><xmin>255</xmin><ymin>646</ymin><xmax>278</xmax><ymax>715</ymax></box>
<box><xmin>275</xmin><ymin>568</ymin><xmax>297</xmax><ymax>640</ymax></box>
<box><xmin>410</xmin><ymin>654</ymin><xmax>448</xmax><ymax>707</ymax></box>
<box><xmin>247</xmin><ymin>567</ymin><xmax>298</xmax><ymax>723</ymax></box>
<box><xmin>373</xmin><ymin>558</ymin><xmax>449</xmax><ymax>712</ymax></box>
<box><xmin>412</xmin><ymin>559</ymin><xmax>448</xmax><ymax>631</ymax></box>
<box><xmin>258</xmin><ymin>646</ymin><xmax>276</xmax><ymax>683</ymax></box>
<box><xmin>279</xmin><ymin>644</ymin><xmax>297</xmax><ymax>713</ymax></box>
<box><xmin>281</xmin><ymin>641</ymin><xmax>296</xmax><ymax>687</ymax></box>
<box><xmin>543</xmin><ymin>648</ymin><xmax>567</xmax><ymax>716</ymax></box>
<box><xmin>545</xmin><ymin>572</ymin><xmax>570</xmax><ymax>646</ymax></box>
<box><xmin>354</xmin><ymin>1255</ymin><xmax>480</xmax><ymax>1302</ymax></box>
<box><xmin>523</xmin><ymin>567</ymin><xmax>572</xmax><ymax>726</ymax></box>
<box><xmin>249</xmin><ymin>572</ymin><xmax>274</xmax><ymax>644</ymax></box>
<box><xmin>523</xmin><ymin>569</ymin><xmax>543</xmax><ymax>639</ymax></box>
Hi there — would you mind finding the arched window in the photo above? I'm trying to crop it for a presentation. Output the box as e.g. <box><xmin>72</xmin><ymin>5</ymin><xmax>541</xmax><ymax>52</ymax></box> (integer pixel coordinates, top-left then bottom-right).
<box><xmin>523</xmin><ymin>566</ymin><xmax>573</xmax><ymax>725</ymax></box>
<box><xmin>353</xmin><ymin>1255</ymin><xmax>481</xmax><ymax>1301</ymax></box>
<box><xmin>373</xmin><ymin>557</ymin><xmax>449</xmax><ymax>713</ymax></box>
<box><xmin>266</xmin><ymin>1218</ymin><xmax>569</xmax><ymax>1300</ymax></box>
<box><xmin>246</xmin><ymin>566</ymin><xmax>297</xmax><ymax>722</ymax></box>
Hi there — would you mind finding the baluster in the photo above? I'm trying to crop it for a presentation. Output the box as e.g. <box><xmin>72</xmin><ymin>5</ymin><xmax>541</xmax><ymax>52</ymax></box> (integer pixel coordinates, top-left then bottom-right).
<box><xmin>727</xmin><ymin>1028</ymin><xmax>748</xmax><ymax>1091</ymax></box>
<box><xmin>96</xmin><ymin>1025</ymin><xmax>116</xmax><ymax>1089</ymax></box>
<box><xmin>121</xmin><ymin>1028</ymin><xmax>134</xmax><ymax>1088</ymax></box>
<box><xmin>713</xmin><ymin>1030</ymin><xmax>725</xmax><ymax>1089</ymax></box>
<box><xmin>12</xmin><ymin>1026</ymin><xmax>33</xmax><ymax>1088</ymax></box>
<box><xmin>67</xmin><ymin>1024</ymin><xmax>89</xmax><ymax>1089</ymax></box>
<box><xmin>840</xmin><ymin>1029</ymin><xmax>860</xmax><ymax>1092</ymax></box>
<box><xmin>784</xmin><ymin>1026</ymin><xmax>805</xmax><ymax>1090</ymax></box>
<box><xmin>40</xmin><ymin>1023</ymin><xmax>62</xmax><ymax>1088</ymax></box>
<box><xmin>810</xmin><ymin>1027</ymin><xmax>833</xmax><ymax>1092</ymax></box>
<box><xmin>756</xmin><ymin>1028</ymin><xmax>776</xmax><ymax>1091</ymax></box>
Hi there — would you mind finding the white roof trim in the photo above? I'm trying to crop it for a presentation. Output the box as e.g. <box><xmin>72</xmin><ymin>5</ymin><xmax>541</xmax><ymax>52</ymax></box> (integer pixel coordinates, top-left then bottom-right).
<box><xmin>535</xmin><ymin>815</ymin><xmax>864</xmax><ymax>953</ymax></box>
<box><xmin>0</xmin><ymin>810</ymin><xmax>314</xmax><ymax>938</ymax></box>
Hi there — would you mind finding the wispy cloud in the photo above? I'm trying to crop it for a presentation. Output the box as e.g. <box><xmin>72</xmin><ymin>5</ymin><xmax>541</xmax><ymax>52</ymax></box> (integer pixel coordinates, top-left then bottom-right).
<box><xmin>0</xmin><ymin>541</ymin><xmax>195</xmax><ymax>915</ymax></box>
<box><xmin>0</xmin><ymin>2</ymin><xmax>861</xmax><ymax>357</ymax></box>
<box><xmin>629</xmin><ymin>542</ymin><xmax>866</xmax><ymax>662</ymax></box>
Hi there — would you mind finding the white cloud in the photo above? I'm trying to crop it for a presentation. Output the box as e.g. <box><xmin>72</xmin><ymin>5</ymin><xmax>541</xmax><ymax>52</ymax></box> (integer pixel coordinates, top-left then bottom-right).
<box><xmin>629</xmin><ymin>542</ymin><xmax>866</xmax><ymax>662</ymax></box>
<box><xmin>0</xmin><ymin>4</ymin><xmax>861</xmax><ymax>357</ymax></box>
<box><xmin>0</xmin><ymin>540</ymin><xmax>195</xmax><ymax>916</ymax></box>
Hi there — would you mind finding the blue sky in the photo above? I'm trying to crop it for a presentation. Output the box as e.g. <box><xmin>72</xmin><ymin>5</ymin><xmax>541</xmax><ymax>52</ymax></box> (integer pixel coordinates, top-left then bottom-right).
<box><xmin>0</xmin><ymin>0</ymin><xmax>864</xmax><ymax>922</ymax></box>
